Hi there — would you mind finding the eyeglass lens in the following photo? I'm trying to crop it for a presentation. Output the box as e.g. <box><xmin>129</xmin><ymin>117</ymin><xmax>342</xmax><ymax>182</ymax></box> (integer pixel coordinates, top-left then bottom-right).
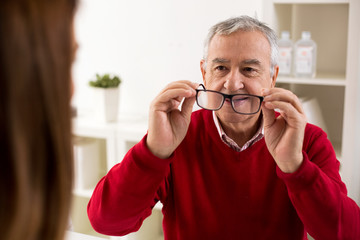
<box><xmin>196</xmin><ymin>90</ymin><xmax>261</xmax><ymax>114</ymax></box>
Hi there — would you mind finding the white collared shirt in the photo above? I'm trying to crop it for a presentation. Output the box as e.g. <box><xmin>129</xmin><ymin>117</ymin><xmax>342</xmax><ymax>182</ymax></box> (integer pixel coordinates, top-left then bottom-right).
<box><xmin>212</xmin><ymin>111</ymin><xmax>264</xmax><ymax>152</ymax></box>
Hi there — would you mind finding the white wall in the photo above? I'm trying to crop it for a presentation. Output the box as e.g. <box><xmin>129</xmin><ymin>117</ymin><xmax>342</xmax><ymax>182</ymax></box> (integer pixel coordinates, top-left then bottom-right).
<box><xmin>352</xmin><ymin>40</ymin><xmax>360</xmax><ymax>204</ymax></box>
<box><xmin>73</xmin><ymin>0</ymin><xmax>262</xmax><ymax>117</ymax></box>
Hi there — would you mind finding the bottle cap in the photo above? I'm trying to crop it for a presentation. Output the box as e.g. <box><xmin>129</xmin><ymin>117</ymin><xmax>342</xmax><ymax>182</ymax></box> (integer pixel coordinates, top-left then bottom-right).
<box><xmin>281</xmin><ymin>31</ymin><xmax>290</xmax><ymax>40</ymax></box>
<box><xmin>301</xmin><ymin>31</ymin><xmax>311</xmax><ymax>40</ymax></box>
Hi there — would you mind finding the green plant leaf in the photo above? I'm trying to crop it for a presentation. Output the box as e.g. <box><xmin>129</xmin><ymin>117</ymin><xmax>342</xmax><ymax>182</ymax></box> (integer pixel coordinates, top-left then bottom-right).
<box><xmin>89</xmin><ymin>73</ymin><xmax>122</xmax><ymax>88</ymax></box>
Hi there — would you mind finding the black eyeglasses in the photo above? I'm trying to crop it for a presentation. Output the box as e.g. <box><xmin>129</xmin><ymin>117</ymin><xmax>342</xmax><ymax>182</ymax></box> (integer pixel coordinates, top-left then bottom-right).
<box><xmin>195</xmin><ymin>84</ymin><xmax>264</xmax><ymax>115</ymax></box>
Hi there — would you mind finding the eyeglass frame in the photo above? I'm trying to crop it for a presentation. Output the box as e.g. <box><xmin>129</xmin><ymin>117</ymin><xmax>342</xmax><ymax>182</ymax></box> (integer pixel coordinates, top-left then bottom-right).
<box><xmin>195</xmin><ymin>84</ymin><xmax>264</xmax><ymax>115</ymax></box>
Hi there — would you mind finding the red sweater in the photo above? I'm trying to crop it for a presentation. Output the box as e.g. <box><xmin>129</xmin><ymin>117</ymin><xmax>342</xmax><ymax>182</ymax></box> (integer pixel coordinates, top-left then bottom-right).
<box><xmin>88</xmin><ymin>109</ymin><xmax>360</xmax><ymax>240</ymax></box>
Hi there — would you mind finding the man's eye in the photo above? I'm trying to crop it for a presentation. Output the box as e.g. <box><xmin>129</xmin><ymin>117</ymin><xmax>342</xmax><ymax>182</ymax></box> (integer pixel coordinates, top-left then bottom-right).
<box><xmin>215</xmin><ymin>66</ymin><xmax>227</xmax><ymax>71</ymax></box>
<box><xmin>244</xmin><ymin>67</ymin><xmax>254</xmax><ymax>72</ymax></box>
<box><xmin>243</xmin><ymin>67</ymin><xmax>259</xmax><ymax>76</ymax></box>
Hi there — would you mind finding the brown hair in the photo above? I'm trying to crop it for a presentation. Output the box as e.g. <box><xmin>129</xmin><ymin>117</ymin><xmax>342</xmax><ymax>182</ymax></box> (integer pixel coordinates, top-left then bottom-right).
<box><xmin>0</xmin><ymin>0</ymin><xmax>77</xmax><ymax>239</ymax></box>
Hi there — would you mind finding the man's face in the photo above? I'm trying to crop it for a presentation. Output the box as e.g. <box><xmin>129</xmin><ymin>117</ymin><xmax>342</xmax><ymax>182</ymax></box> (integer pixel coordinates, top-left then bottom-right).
<box><xmin>200</xmin><ymin>30</ymin><xmax>278</xmax><ymax>124</ymax></box>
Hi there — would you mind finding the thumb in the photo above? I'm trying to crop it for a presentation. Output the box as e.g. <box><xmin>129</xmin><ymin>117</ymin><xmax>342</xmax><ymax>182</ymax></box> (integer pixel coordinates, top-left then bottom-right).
<box><xmin>261</xmin><ymin>102</ymin><xmax>276</xmax><ymax>130</ymax></box>
<box><xmin>181</xmin><ymin>96</ymin><xmax>196</xmax><ymax>118</ymax></box>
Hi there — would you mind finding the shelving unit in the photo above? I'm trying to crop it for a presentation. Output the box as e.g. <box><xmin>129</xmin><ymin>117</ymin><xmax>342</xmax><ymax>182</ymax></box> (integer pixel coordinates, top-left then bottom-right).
<box><xmin>263</xmin><ymin>0</ymin><xmax>360</xmax><ymax>201</ymax></box>
<box><xmin>71</xmin><ymin>114</ymin><xmax>164</xmax><ymax>240</ymax></box>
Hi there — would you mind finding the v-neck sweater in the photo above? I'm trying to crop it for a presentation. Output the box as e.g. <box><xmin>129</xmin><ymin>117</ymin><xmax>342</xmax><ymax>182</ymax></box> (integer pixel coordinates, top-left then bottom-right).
<box><xmin>88</xmin><ymin>109</ymin><xmax>360</xmax><ymax>240</ymax></box>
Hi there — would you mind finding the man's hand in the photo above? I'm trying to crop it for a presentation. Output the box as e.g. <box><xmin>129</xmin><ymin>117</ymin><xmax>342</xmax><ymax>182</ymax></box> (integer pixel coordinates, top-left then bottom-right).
<box><xmin>261</xmin><ymin>88</ymin><xmax>307</xmax><ymax>173</ymax></box>
<box><xmin>146</xmin><ymin>80</ymin><xmax>198</xmax><ymax>159</ymax></box>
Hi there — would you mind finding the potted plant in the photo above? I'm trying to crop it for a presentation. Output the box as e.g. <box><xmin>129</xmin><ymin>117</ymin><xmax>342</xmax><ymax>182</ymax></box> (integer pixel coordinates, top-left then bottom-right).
<box><xmin>89</xmin><ymin>73</ymin><xmax>122</xmax><ymax>122</ymax></box>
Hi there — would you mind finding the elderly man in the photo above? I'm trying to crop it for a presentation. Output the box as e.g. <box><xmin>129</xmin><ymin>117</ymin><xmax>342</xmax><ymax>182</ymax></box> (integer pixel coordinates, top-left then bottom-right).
<box><xmin>88</xmin><ymin>16</ymin><xmax>360</xmax><ymax>239</ymax></box>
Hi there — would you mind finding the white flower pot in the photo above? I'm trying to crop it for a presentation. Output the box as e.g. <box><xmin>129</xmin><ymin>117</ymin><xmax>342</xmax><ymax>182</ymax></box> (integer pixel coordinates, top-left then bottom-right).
<box><xmin>92</xmin><ymin>87</ymin><xmax>120</xmax><ymax>122</ymax></box>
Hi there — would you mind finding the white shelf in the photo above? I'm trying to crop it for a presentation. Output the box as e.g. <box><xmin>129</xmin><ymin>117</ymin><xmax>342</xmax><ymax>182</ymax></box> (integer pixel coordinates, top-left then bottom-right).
<box><xmin>272</xmin><ymin>0</ymin><xmax>349</xmax><ymax>3</ymax></box>
<box><xmin>277</xmin><ymin>74</ymin><xmax>346</xmax><ymax>86</ymax></box>
<box><xmin>73</xmin><ymin>114</ymin><xmax>148</xmax><ymax>139</ymax></box>
<box><xmin>73</xmin><ymin>114</ymin><xmax>148</xmax><ymax>170</ymax></box>
<box><xmin>71</xmin><ymin>114</ymin><xmax>166</xmax><ymax>240</ymax></box>
<box><xmin>73</xmin><ymin>188</ymin><xmax>94</xmax><ymax>198</ymax></box>
<box><xmin>66</xmin><ymin>231</ymin><xmax>107</xmax><ymax>240</ymax></box>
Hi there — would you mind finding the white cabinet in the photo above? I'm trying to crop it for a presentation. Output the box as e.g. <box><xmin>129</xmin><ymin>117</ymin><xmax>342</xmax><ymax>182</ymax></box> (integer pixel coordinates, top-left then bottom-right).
<box><xmin>71</xmin><ymin>115</ymin><xmax>164</xmax><ymax>240</ymax></box>
<box><xmin>263</xmin><ymin>0</ymin><xmax>360</xmax><ymax>202</ymax></box>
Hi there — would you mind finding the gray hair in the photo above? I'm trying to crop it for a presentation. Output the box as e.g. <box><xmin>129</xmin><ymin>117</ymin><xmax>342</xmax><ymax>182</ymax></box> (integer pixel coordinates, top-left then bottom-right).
<box><xmin>202</xmin><ymin>16</ymin><xmax>278</xmax><ymax>77</ymax></box>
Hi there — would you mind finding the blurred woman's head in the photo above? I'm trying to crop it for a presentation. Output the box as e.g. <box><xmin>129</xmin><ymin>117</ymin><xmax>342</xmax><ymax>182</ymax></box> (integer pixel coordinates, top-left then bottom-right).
<box><xmin>0</xmin><ymin>0</ymin><xmax>77</xmax><ymax>239</ymax></box>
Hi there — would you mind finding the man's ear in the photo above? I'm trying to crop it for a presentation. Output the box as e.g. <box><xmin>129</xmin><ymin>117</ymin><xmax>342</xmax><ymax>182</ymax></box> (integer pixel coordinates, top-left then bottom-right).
<box><xmin>200</xmin><ymin>59</ymin><xmax>206</xmax><ymax>82</ymax></box>
<box><xmin>271</xmin><ymin>65</ymin><xmax>279</xmax><ymax>88</ymax></box>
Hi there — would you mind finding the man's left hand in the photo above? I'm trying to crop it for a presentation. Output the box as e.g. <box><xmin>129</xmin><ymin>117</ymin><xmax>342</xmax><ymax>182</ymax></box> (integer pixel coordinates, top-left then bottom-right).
<box><xmin>261</xmin><ymin>88</ymin><xmax>307</xmax><ymax>173</ymax></box>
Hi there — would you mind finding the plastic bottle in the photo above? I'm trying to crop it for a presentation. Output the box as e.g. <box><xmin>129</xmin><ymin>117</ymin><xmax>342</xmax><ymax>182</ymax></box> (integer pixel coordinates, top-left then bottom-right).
<box><xmin>294</xmin><ymin>31</ymin><xmax>317</xmax><ymax>78</ymax></box>
<box><xmin>278</xmin><ymin>31</ymin><xmax>293</xmax><ymax>77</ymax></box>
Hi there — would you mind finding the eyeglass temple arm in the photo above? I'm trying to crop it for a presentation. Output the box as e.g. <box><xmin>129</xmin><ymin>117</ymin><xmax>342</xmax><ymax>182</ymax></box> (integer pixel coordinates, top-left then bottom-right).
<box><xmin>198</xmin><ymin>83</ymin><xmax>206</xmax><ymax>90</ymax></box>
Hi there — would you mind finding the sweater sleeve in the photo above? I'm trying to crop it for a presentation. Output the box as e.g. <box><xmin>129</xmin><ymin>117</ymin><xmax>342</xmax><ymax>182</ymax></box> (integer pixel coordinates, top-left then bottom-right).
<box><xmin>276</xmin><ymin>125</ymin><xmax>360</xmax><ymax>240</ymax></box>
<box><xmin>87</xmin><ymin>135</ymin><xmax>171</xmax><ymax>236</ymax></box>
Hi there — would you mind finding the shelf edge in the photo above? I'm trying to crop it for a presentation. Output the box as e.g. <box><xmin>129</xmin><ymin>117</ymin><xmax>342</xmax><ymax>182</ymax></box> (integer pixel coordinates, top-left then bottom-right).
<box><xmin>276</xmin><ymin>77</ymin><xmax>346</xmax><ymax>86</ymax></box>
<box><xmin>73</xmin><ymin>188</ymin><xmax>93</xmax><ymax>198</ymax></box>
<box><xmin>272</xmin><ymin>0</ymin><xmax>349</xmax><ymax>4</ymax></box>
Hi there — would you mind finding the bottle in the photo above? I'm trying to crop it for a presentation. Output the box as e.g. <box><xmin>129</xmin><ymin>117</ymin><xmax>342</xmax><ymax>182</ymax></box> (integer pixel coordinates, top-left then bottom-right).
<box><xmin>294</xmin><ymin>31</ymin><xmax>317</xmax><ymax>78</ymax></box>
<box><xmin>278</xmin><ymin>31</ymin><xmax>293</xmax><ymax>77</ymax></box>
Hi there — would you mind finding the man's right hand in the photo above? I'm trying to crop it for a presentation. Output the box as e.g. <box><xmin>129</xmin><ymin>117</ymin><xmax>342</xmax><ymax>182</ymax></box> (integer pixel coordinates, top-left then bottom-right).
<box><xmin>146</xmin><ymin>80</ymin><xmax>198</xmax><ymax>159</ymax></box>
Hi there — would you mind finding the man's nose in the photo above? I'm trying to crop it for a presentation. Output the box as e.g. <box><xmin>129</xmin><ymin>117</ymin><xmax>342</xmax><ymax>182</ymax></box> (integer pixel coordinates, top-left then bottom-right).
<box><xmin>224</xmin><ymin>69</ymin><xmax>244</xmax><ymax>91</ymax></box>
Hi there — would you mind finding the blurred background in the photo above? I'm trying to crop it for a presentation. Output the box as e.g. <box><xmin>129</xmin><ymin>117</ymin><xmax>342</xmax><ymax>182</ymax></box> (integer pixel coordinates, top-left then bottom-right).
<box><xmin>72</xmin><ymin>0</ymin><xmax>262</xmax><ymax>117</ymax></box>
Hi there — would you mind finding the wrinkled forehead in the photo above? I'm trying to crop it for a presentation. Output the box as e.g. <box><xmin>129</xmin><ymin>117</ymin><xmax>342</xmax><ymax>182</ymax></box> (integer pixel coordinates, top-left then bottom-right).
<box><xmin>208</xmin><ymin>30</ymin><xmax>272</xmax><ymax>61</ymax></box>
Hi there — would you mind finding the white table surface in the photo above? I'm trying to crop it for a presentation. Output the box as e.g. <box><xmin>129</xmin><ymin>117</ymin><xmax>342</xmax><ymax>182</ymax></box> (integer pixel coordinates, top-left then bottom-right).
<box><xmin>66</xmin><ymin>231</ymin><xmax>106</xmax><ymax>240</ymax></box>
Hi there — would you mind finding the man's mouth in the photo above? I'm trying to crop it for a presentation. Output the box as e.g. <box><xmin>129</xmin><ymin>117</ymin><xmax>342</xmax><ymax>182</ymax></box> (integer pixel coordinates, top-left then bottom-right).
<box><xmin>226</xmin><ymin>97</ymin><xmax>249</xmax><ymax>105</ymax></box>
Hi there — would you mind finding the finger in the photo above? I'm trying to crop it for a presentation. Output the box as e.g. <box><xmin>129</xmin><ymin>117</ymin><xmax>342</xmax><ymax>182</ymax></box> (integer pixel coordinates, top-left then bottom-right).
<box><xmin>261</xmin><ymin>103</ymin><xmax>276</xmax><ymax>129</ymax></box>
<box><xmin>159</xmin><ymin>80</ymin><xmax>199</xmax><ymax>95</ymax></box>
<box><xmin>151</xmin><ymin>86</ymin><xmax>196</xmax><ymax>113</ymax></box>
<box><xmin>155</xmin><ymin>82</ymin><xmax>196</xmax><ymax>104</ymax></box>
<box><xmin>263</xmin><ymin>100</ymin><xmax>306</xmax><ymax>128</ymax></box>
<box><xmin>181</xmin><ymin>96</ymin><xmax>196</xmax><ymax>118</ymax></box>
<box><xmin>156</xmin><ymin>88</ymin><xmax>194</xmax><ymax>103</ymax></box>
<box><xmin>262</xmin><ymin>88</ymin><xmax>299</xmax><ymax>104</ymax></box>
<box><xmin>262</xmin><ymin>88</ymin><xmax>304</xmax><ymax>114</ymax></box>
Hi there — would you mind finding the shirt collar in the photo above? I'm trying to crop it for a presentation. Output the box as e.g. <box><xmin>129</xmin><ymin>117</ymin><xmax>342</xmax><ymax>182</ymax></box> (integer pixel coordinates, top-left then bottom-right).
<box><xmin>212</xmin><ymin>111</ymin><xmax>264</xmax><ymax>152</ymax></box>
